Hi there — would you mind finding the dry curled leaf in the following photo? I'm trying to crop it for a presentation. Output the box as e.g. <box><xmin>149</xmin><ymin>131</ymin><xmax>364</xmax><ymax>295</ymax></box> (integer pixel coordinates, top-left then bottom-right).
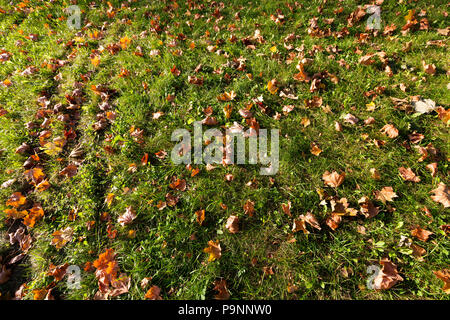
<box><xmin>213</xmin><ymin>279</ymin><xmax>230</xmax><ymax>300</ymax></box>
<box><xmin>51</xmin><ymin>227</ymin><xmax>73</xmax><ymax>249</ymax></box>
<box><xmin>380</xmin><ymin>124</ymin><xmax>399</xmax><ymax>139</ymax></box>
<box><xmin>195</xmin><ymin>209</ymin><xmax>205</xmax><ymax>225</ymax></box>
<box><xmin>292</xmin><ymin>218</ymin><xmax>309</xmax><ymax>234</ymax></box>
<box><xmin>225</xmin><ymin>215</ymin><xmax>239</xmax><ymax>233</ymax></box>
<box><xmin>145</xmin><ymin>285</ymin><xmax>163</xmax><ymax>300</ymax></box>
<box><xmin>118</xmin><ymin>206</ymin><xmax>137</xmax><ymax>226</ymax></box>
<box><xmin>301</xmin><ymin>212</ymin><xmax>321</xmax><ymax>230</ymax></box>
<box><xmin>243</xmin><ymin>199</ymin><xmax>255</xmax><ymax>217</ymax></box>
<box><xmin>204</xmin><ymin>240</ymin><xmax>222</xmax><ymax>262</ymax></box>
<box><xmin>325</xmin><ymin>213</ymin><xmax>342</xmax><ymax>231</ymax></box>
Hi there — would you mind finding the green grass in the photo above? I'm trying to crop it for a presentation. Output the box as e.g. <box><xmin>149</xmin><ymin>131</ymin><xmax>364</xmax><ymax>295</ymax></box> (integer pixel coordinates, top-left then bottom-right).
<box><xmin>0</xmin><ymin>0</ymin><xmax>448</xmax><ymax>300</ymax></box>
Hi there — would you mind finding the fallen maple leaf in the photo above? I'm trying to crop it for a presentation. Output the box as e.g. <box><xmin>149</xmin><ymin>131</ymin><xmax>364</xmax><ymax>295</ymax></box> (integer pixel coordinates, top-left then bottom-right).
<box><xmin>169</xmin><ymin>178</ymin><xmax>186</xmax><ymax>191</ymax></box>
<box><xmin>292</xmin><ymin>218</ymin><xmax>309</xmax><ymax>234</ymax></box>
<box><xmin>343</xmin><ymin>113</ymin><xmax>359</xmax><ymax>125</ymax></box>
<box><xmin>358</xmin><ymin>197</ymin><xmax>380</xmax><ymax>218</ymax></box>
<box><xmin>23</xmin><ymin>204</ymin><xmax>44</xmax><ymax>228</ymax></box>
<box><xmin>310</xmin><ymin>142</ymin><xmax>322</xmax><ymax>156</ymax></box>
<box><xmin>433</xmin><ymin>270</ymin><xmax>450</xmax><ymax>294</ymax></box>
<box><xmin>322</xmin><ymin>170</ymin><xmax>345</xmax><ymax>188</ymax></box>
<box><xmin>6</xmin><ymin>192</ymin><xmax>27</xmax><ymax>208</ymax></box>
<box><xmin>374</xmin><ymin>187</ymin><xmax>398</xmax><ymax>204</ymax></box>
<box><xmin>398</xmin><ymin>167</ymin><xmax>420</xmax><ymax>183</ymax></box>
<box><xmin>267</xmin><ymin>79</ymin><xmax>278</xmax><ymax>94</ymax></box>
<box><xmin>411</xmin><ymin>226</ymin><xmax>433</xmax><ymax>242</ymax></box>
<box><xmin>301</xmin><ymin>212</ymin><xmax>321</xmax><ymax>230</ymax></box>
<box><xmin>430</xmin><ymin>183</ymin><xmax>449</xmax><ymax>208</ymax></box>
<box><xmin>59</xmin><ymin>164</ymin><xmax>78</xmax><ymax>178</ymax></box>
<box><xmin>426</xmin><ymin>163</ymin><xmax>437</xmax><ymax>177</ymax></box>
<box><xmin>48</xmin><ymin>263</ymin><xmax>69</xmax><ymax>281</ymax></box>
<box><xmin>372</xmin><ymin>258</ymin><xmax>403</xmax><ymax>290</ymax></box>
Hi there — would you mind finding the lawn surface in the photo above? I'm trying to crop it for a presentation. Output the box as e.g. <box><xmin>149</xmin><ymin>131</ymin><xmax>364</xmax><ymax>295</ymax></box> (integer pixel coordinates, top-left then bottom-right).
<box><xmin>0</xmin><ymin>0</ymin><xmax>449</xmax><ymax>300</ymax></box>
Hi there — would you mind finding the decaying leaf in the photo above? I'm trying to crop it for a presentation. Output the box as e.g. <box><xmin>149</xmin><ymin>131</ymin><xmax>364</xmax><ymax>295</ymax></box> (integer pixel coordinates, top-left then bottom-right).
<box><xmin>430</xmin><ymin>183</ymin><xmax>449</xmax><ymax>208</ymax></box>
<box><xmin>243</xmin><ymin>199</ymin><xmax>255</xmax><ymax>217</ymax></box>
<box><xmin>51</xmin><ymin>227</ymin><xmax>73</xmax><ymax>249</ymax></box>
<box><xmin>204</xmin><ymin>240</ymin><xmax>222</xmax><ymax>262</ymax></box>
<box><xmin>145</xmin><ymin>285</ymin><xmax>163</xmax><ymax>300</ymax></box>
<box><xmin>225</xmin><ymin>215</ymin><xmax>239</xmax><ymax>233</ymax></box>
<box><xmin>372</xmin><ymin>258</ymin><xmax>403</xmax><ymax>290</ymax></box>
<box><xmin>213</xmin><ymin>279</ymin><xmax>230</xmax><ymax>300</ymax></box>
<box><xmin>374</xmin><ymin>187</ymin><xmax>398</xmax><ymax>204</ymax></box>
<box><xmin>411</xmin><ymin>226</ymin><xmax>433</xmax><ymax>242</ymax></box>
<box><xmin>195</xmin><ymin>209</ymin><xmax>205</xmax><ymax>225</ymax></box>
<box><xmin>325</xmin><ymin>213</ymin><xmax>342</xmax><ymax>231</ymax></box>
<box><xmin>398</xmin><ymin>167</ymin><xmax>420</xmax><ymax>183</ymax></box>
<box><xmin>118</xmin><ymin>206</ymin><xmax>137</xmax><ymax>226</ymax></box>
<box><xmin>322</xmin><ymin>170</ymin><xmax>345</xmax><ymax>188</ymax></box>
<box><xmin>433</xmin><ymin>270</ymin><xmax>450</xmax><ymax>294</ymax></box>
<box><xmin>380</xmin><ymin>124</ymin><xmax>399</xmax><ymax>139</ymax></box>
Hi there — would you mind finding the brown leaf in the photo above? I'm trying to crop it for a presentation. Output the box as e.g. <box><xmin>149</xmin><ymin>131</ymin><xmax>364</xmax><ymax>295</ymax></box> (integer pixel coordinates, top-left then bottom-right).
<box><xmin>322</xmin><ymin>170</ymin><xmax>345</xmax><ymax>188</ymax></box>
<box><xmin>243</xmin><ymin>199</ymin><xmax>255</xmax><ymax>217</ymax></box>
<box><xmin>292</xmin><ymin>218</ymin><xmax>309</xmax><ymax>234</ymax></box>
<box><xmin>6</xmin><ymin>192</ymin><xmax>27</xmax><ymax>208</ymax></box>
<box><xmin>325</xmin><ymin>213</ymin><xmax>342</xmax><ymax>231</ymax></box>
<box><xmin>145</xmin><ymin>285</ymin><xmax>163</xmax><ymax>300</ymax></box>
<box><xmin>411</xmin><ymin>243</ymin><xmax>426</xmax><ymax>261</ymax></box>
<box><xmin>213</xmin><ymin>279</ymin><xmax>230</xmax><ymax>300</ymax></box>
<box><xmin>225</xmin><ymin>215</ymin><xmax>239</xmax><ymax>233</ymax></box>
<box><xmin>310</xmin><ymin>143</ymin><xmax>322</xmax><ymax>156</ymax></box>
<box><xmin>343</xmin><ymin>113</ymin><xmax>359</xmax><ymax>125</ymax></box>
<box><xmin>169</xmin><ymin>178</ymin><xmax>187</xmax><ymax>191</ymax></box>
<box><xmin>380</xmin><ymin>124</ymin><xmax>399</xmax><ymax>138</ymax></box>
<box><xmin>411</xmin><ymin>226</ymin><xmax>433</xmax><ymax>242</ymax></box>
<box><xmin>118</xmin><ymin>206</ymin><xmax>137</xmax><ymax>226</ymax></box>
<box><xmin>59</xmin><ymin>164</ymin><xmax>78</xmax><ymax>178</ymax></box>
<box><xmin>398</xmin><ymin>167</ymin><xmax>420</xmax><ymax>183</ymax></box>
<box><xmin>433</xmin><ymin>270</ymin><xmax>450</xmax><ymax>294</ymax></box>
<box><xmin>358</xmin><ymin>197</ymin><xmax>380</xmax><ymax>218</ymax></box>
<box><xmin>426</xmin><ymin>163</ymin><xmax>437</xmax><ymax>177</ymax></box>
<box><xmin>51</xmin><ymin>227</ymin><xmax>73</xmax><ymax>249</ymax></box>
<box><xmin>430</xmin><ymin>183</ymin><xmax>450</xmax><ymax>208</ymax></box>
<box><xmin>195</xmin><ymin>209</ymin><xmax>205</xmax><ymax>225</ymax></box>
<box><xmin>204</xmin><ymin>240</ymin><xmax>222</xmax><ymax>262</ymax></box>
<box><xmin>281</xmin><ymin>201</ymin><xmax>292</xmax><ymax>217</ymax></box>
<box><xmin>374</xmin><ymin>187</ymin><xmax>398</xmax><ymax>204</ymax></box>
<box><xmin>301</xmin><ymin>212</ymin><xmax>321</xmax><ymax>230</ymax></box>
<box><xmin>0</xmin><ymin>265</ymin><xmax>11</xmax><ymax>285</ymax></box>
<box><xmin>372</xmin><ymin>258</ymin><xmax>403</xmax><ymax>290</ymax></box>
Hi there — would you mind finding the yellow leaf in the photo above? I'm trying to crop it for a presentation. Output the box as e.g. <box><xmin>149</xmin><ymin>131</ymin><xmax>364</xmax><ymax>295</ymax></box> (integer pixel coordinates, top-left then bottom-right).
<box><xmin>267</xmin><ymin>79</ymin><xmax>278</xmax><ymax>94</ymax></box>
<box><xmin>43</xmin><ymin>142</ymin><xmax>62</xmax><ymax>156</ymax></box>
<box><xmin>91</xmin><ymin>55</ymin><xmax>100</xmax><ymax>67</ymax></box>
